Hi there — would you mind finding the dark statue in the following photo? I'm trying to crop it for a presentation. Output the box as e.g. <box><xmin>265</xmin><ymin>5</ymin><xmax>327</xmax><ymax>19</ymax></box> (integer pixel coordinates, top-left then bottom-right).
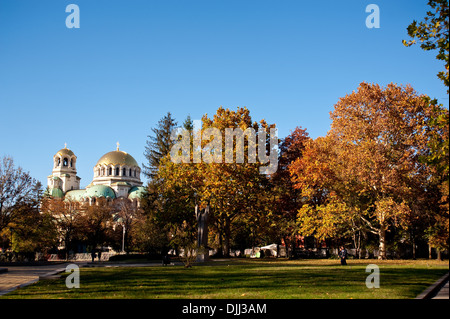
<box><xmin>195</xmin><ymin>203</ymin><xmax>209</xmax><ymax>248</ymax></box>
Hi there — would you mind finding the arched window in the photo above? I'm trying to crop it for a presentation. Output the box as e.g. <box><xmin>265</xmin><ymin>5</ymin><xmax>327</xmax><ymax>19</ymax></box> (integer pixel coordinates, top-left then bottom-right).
<box><xmin>63</xmin><ymin>158</ymin><xmax>68</xmax><ymax>167</ymax></box>
<box><xmin>108</xmin><ymin>167</ymin><xmax>112</xmax><ymax>176</ymax></box>
<box><xmin>101</xmin><ymin>168</ymin><xmax>105</xmax><ymax>176</ymax></box>
<box><xmin>123</xmin><ymin>168</ymin><xmax>126</xmax><ymax>176</ymax></box>
<box><xmin>115</xmin><ymin>167</ymin><xmax>120</xmax><ymax>176</ymax></box>
<box><xmin>129</xmin><ymin>168</ymin><xmax>132</xmax><ymax>176</ymax></box>
<box><xmin>70</xmin><ymin>159</ymin><xmax>73</xmax><ymax>167</ymax></box>
<box><xmin>57</xmin><ymin>158</ymin><xmax>61</xmax><ymax>167</ymax></box>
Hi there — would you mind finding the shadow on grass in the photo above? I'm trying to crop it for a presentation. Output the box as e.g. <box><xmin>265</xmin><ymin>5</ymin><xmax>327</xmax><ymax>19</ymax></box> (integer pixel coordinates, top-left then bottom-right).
<box><xmin>2</xmin><ymin>260</ymin><xmax>448</xmax><ymax>299</ymax></box>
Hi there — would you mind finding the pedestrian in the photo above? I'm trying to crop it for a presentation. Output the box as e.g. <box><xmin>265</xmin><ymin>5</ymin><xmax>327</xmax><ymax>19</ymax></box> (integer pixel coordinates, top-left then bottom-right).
<box><xmin>162</xmin><ymin>255</ymin><xmax>170</xmax><ymax>266</ymax></box>
<box><xmin>338</xmin><ymin>246</ymin><xmax>348</xmax><ymax>265</ymax></box>
<box><xmin>98</xmin><ymin>250</ymin><xmax>102</xmax><ymax>262</ymax></box>
<box><xmin>91</xmin><ymin>249</ymin><xmax>96</xmax><ymax>263</ymax></box>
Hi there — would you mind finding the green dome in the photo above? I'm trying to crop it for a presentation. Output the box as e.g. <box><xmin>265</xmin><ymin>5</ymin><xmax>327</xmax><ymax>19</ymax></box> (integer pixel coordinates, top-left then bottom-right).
<box><xmin>65</xmin><ymin>189</ymin><xmax>87</xmax><ymax>201</ymax></box>
<box><xmin>86</xmin><ymin>185</ymin><xmax>116</xmax><ymax>198</ymax></box>
<box><xmin>47</xmin><ymin>188</ymin><xmax>64</xmax><ymax>198</ymax></box>
<box><xmin>128</xmin><ymin>186</ymin><xmax>146</xmax><ymax>199</ymax></box>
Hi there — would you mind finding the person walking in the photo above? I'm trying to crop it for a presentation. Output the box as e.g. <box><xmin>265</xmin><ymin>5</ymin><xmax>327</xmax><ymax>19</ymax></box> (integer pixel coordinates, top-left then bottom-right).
<box><xmin>338</xmin><ymin>246</ymin><xmax>348</xmax><ymax>265</ymax></box>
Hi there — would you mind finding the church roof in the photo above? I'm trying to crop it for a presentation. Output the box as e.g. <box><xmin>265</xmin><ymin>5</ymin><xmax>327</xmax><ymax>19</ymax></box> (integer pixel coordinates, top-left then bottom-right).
<box><xmin>95</xmin><ymin>150</ymin><xmax>139</xmax><ymax>167</ymax></box>
<box><xmin>85</xmin><ymin>185</ymin><xmax>116</xmax><ymax>198</ymax></box>
<box><xmin>65</xmin><ymin>189</ymin><xmax>86</xmax><ymax>201</ymax></box>
<box><xmin>128</xmin><ymin>186</ymin><xmax>146</xmax><ymax>200</ymax></box>
<box><xmin>56</xmin><ymin>148</ymin><xmax>75</xmax><ymax>157</ymax></box>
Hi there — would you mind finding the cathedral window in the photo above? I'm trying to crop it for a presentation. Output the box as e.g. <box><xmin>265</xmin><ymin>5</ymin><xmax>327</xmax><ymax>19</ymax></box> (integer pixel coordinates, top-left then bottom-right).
<box><xmin>109</xmin><ymin>167</ymin><xmax>112</xmax><ymax>176</ymax></box>
<box><xmin>115</xmin><ymin>167</ymin><xmax>120</xmax><ymax>176</ymax></box>
<box><xmin>123</xmin><ymin>168</ymin><xmax>126</xmax><ymax>176</ymax></box>
<box><xmin>63</xmin><ymin>158</ymin><xmax>68</xmax><ymax>167</ymax></box>
<box><xmin>129</xmin><ymin>168</ymin><xmax>132</xmax><ymax>176</ymax></box>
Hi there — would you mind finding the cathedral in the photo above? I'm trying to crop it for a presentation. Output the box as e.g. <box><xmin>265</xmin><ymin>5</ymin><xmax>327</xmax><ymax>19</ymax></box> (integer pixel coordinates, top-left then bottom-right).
<box><xmin>46</xmin><ymin>143</ymin><xmax>146</xmax><ymax>204</ymax></box>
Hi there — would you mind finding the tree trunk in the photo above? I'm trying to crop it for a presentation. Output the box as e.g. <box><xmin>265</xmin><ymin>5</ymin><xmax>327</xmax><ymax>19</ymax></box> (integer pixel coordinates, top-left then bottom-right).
<box><xmin>283</xmin><ymin>236</ymin><xmax>291</xmax><ymax>259</ymax></box>
<box><xmin>223</xmin><ymin>219</ymin><xmax>231</xmax><ymax>258</ymax></box>
<box><xmin>217</xmin><ymin>232</ymin><xmax>224</xmax><ymax>258</ymax></box>
<box><xmin>428</xmin><ymin>244</ymin><xmax>432</xmax><ymax>259</ymax></box>
<box><xmin>357</xmin><ymin>232</ymin><xmax>361</xmax><ymax>259</ymax></box>
<box><xmin>378</xmin><ymin>225</ymin><xmax>387</xmax><ymax>260</ymax></box>
<box><xmin>437</xmin><ymin>250</ymin><xmax>442</xmax><ymax>261</ymax></box>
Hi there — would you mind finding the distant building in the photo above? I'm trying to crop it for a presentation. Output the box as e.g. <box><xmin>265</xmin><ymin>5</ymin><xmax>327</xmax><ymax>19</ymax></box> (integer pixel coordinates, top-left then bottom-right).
<box><xmin>45</xmin><ymin>143</ymin><xmax>146</xmax><ymax>205</ymax></box>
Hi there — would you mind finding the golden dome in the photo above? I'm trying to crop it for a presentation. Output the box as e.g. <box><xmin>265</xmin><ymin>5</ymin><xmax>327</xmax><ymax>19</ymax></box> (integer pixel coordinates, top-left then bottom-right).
<box><xmin>56</xmin><ymin>148</ymin><xmax>75</xmax><ymax>157</ymax></box>
<box><xmin>96</xmin><ymin>150</ymin><xmax>139</xmax><ymax>167</ymax></box>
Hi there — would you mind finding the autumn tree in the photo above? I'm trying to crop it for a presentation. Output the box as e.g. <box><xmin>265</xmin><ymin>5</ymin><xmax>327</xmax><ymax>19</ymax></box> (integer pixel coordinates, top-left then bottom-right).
<box><xmin>199</xmin><ymin>107</ymin><xmax>276</xmax><ymax>257</ymax></box>
<box><xmin>76</xmin><ymin>199</ymin><xmax>114</xmax><ymax>253</ymax></box>
<box><xmin>111</xmin><ymin>198</ymin><xmax>141</xmax><ymax>253</ymax></box>
<box><xmin>155</xmin><ymin>107</ymin><xmax>277</xmax><ymax>258</ymax></box>
<box><xmin>4</xmin><ymin>181</ymin><xmax>57</xmax><ymax>260</ymax></box>
<box><xmin>9</xmin><ymin>201</ymin><xmax>57</xmax><ymax>261</ymax></box>
<box><xmin>289</xmin><ymin>134</ymin><xmax>366</xmax><ymax>256</ymax></box>
<box><xmin>41</xmin><ymin>197</ymin><xmax>84</xmax><ymax>260</ymax></box>
<box><xmin>0</xmin><ymin>156</ymin><xmax>39</xmax><ymax>242</ymax></box>
<box><xmin>271</xmin><ymin>127</ymin><xmax>311</xmax><ymax>258</ymax></box>
<box><xmin>291</xmin><ymin>82</ymin><xmax>447</xmax><ymax>259</ymax></box>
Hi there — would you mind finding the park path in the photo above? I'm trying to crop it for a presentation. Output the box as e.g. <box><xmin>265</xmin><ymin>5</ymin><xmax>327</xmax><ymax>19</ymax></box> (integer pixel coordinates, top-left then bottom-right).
<box><xmin>432</xmin><ymin>279</ymin><xmax>449</xmax><ymax>299</ymax></box>
<box><xmin>0</xmin><ymin>263</ymin><xmax>76</xmax><ymax>296</ymax></box>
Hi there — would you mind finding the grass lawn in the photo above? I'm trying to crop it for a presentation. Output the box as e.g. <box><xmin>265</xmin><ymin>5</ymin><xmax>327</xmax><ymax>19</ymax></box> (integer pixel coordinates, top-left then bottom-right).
<box><xmin>2</xmin><ymin>259</ymin><xmax>448</xmax><ymax>299</ymax></box>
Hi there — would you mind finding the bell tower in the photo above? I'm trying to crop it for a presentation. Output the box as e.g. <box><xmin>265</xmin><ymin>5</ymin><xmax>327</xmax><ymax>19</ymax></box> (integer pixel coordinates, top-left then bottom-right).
<box><xmin>47</xmin><ymin>144</ymin><xmax>81</xmax><ymax>194</ymax></box>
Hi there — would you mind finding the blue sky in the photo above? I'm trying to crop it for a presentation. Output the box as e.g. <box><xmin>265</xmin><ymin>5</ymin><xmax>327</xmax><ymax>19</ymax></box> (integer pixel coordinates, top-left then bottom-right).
<box><xmin>0</xmin><ymin>0</ymin><xmax>448</xmax><ymax>187</ymax></box>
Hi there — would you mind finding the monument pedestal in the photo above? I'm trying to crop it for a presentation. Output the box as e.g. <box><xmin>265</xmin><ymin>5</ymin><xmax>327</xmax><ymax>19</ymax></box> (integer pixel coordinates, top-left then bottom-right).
<box><xmin>196</xmin><ymin>248</ymin><xmax>210</xmax><ymax>262</ymax></box>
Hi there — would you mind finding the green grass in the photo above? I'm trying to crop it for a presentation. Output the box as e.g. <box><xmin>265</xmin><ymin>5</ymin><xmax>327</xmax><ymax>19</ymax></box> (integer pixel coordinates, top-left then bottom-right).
<box><xmin>2</xmin><ymin>259</ymin><xmax>448</xmax><ymax>299</ymax></box>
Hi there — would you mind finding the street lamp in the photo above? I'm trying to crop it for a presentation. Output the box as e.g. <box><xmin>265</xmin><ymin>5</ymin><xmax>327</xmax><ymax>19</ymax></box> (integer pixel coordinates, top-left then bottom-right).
<box><xmin>122</xmin><ymin>223</ymin><xmax>126</xmax><ymax>254</ymax></box>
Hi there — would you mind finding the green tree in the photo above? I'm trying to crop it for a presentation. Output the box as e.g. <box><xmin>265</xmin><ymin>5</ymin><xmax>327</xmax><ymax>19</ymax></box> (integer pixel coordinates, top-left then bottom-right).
<box><xmin>143</xmin><ymin>112</ymin><xmax>178</xmax><ymax>179</ymax></box>
<box><xmin>136</xmin><ymin>181</ymin><xmax>172</xmax><ymax>255</ymax></box>
<box><xmin>140</xmin><ymin>115</ymin><xmax>199</xmax><ymax>260</ymax></box>
<box><xmin>422</xmin><ymin>100</ymin><xmax>449</xmax><ymax>254</ymax></box>
<box><xmin>403</xmin><ymin>0</ymin><xmax>449</xmax><ymax>91</ymax></box>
